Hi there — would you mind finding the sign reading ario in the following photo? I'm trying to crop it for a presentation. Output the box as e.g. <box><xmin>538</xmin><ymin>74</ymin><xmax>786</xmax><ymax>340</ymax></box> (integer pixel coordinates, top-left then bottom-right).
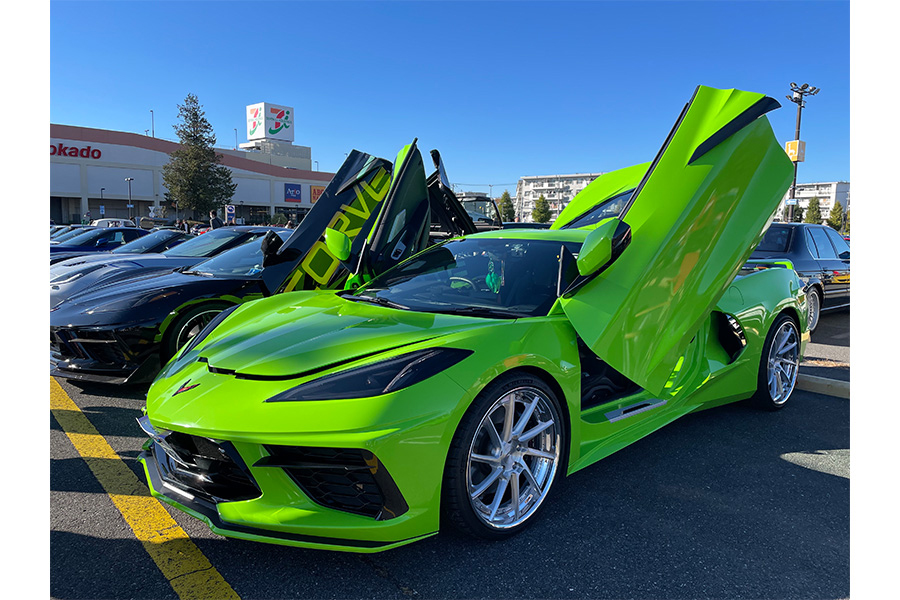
<box><xmin>50</xmin><ymin>143</ymin><xmax>102</xmax><ymax>159</ymax></box>
<box><xmin>247</xmin><ymin>102</ymin><xmax>294</xmax><ymax>143</ymax></box>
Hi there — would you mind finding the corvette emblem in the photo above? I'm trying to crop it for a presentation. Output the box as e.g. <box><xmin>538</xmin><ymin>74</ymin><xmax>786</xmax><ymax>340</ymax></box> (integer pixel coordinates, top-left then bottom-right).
<box><xmin>173</xmin><ymin>379</ymin><xmax>200</xmax><ymax>396</ymax></box>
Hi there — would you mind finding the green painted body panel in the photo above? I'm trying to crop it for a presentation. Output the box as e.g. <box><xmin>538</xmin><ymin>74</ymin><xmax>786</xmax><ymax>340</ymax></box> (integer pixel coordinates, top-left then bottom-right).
<box><xmin>560</xmin><ymin>86</ymin><xmax>794</xmax><ymax>396</ymax></box>
<box><xmin>141</xmin><ymin>86</ymin><xmax>802</xmax><ymax>552</ymax></box>
<box><xmin>551</xmin><ymin>162</ymin><xmax>650</xmax><ymax>229</ymax></box>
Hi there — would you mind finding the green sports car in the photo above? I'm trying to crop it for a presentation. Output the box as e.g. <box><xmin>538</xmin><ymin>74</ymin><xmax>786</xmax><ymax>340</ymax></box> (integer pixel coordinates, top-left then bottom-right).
<box><xmin>139</xmin><ymin>85</ymin><xmax>808</xmax><ymax>552</ymax></box>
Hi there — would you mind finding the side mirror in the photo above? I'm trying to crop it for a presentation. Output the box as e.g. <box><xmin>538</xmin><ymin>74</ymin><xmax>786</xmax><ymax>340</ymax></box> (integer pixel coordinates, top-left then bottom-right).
<box><xmin>325</xmin><ymin>228</ymin><xmax>351</xmax><ymax>262</ymax></box>
<box><xmin>260</xmin><ymin>230</ymin><xmax>283</xmax><ymax>260</ymax></box>
<box><xmin>576</xmin><ymin>217</ymin><xmax>619</xmax><ymax>276</ymax></box>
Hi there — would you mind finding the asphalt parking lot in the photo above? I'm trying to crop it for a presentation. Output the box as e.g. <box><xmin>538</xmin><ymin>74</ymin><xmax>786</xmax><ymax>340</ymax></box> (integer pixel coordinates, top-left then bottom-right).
<box><xmin>800</xmin><ymin>309</ymin><xmax>850</xmax><ymax>382</ymax></box>
<box><xmin>51</xmin><ymin>312</ymin><xmax>850</xmax><ymax>600</ymax></box>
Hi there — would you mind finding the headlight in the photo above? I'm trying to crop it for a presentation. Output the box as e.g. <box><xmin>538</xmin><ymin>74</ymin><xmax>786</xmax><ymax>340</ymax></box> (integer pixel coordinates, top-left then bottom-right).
<box><xmin>266</xmin><ymin>347</ymin><xmax>473</xmax><ymax>402</ymax></box>
<box><xmin>178</xmin><ymin>305</ymin><xmax>238</xmax><ymax>359</ymax></box>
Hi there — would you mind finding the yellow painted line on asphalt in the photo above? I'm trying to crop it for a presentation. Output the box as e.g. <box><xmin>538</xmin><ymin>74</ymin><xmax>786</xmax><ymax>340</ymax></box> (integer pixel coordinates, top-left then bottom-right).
<box><xmin>50</xmin><ymin>378</ymin><xmax>240</xmax><ymax>600</ymax></box>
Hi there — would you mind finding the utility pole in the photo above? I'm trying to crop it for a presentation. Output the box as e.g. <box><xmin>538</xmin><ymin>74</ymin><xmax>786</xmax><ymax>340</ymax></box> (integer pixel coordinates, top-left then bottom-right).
<box><xmin>125</xmin><ymin>177</ymin><xmax>134</xmax><ymax>220</ymax></box>
<box><xmin>785</xmin><ymin>82</ymin><xmax>820</xmax><ymax>222</ymax></box>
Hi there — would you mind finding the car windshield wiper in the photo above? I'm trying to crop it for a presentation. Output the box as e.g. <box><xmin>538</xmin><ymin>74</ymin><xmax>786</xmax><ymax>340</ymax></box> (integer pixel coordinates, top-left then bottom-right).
<box><xmin>427</xmin><ymin>306</ymin><xmax>525</xmax><ymax>319</ymax></box>
<box><xmin>183</xmin><ymin>269</ymin><xmax>214</xmax><ymax>277</ymax></box>
<box><xmin>344</xmin><ymin>293</ymin><xmax>409</xmax><ymax>310</ymax></box>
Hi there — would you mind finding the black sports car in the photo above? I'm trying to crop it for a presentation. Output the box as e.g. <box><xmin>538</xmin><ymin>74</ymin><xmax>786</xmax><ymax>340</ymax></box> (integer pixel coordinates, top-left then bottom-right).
<box><xmin>50</xmin><ymin>226</ymin><xmax>277</xmax><ymax>308</ymax></box>
<box><xmin>750</xmin><ymin>222</ymin><xmax>850</xmax><ymax>331</ymax></box>
<box><xmin>50</xmin><ymin>146</ymin><xmax>479</xmax><ymax>385</ymax></box>
<box><xmin>50</xmin><ymin>227</ymin><xmax>149</xmax><ymax>263</ymax></box>
<box><xmin>49</xmin><ymin>229</ymin><xmax>191</xmax><ymax>265</ymax></box>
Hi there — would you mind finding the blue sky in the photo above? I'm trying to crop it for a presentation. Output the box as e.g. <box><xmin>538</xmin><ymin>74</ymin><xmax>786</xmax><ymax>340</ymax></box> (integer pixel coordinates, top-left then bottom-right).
<box><xmin>50</xmin><ymin>0</ymin><xmax>849</xmax><ymax>194</ymax></box>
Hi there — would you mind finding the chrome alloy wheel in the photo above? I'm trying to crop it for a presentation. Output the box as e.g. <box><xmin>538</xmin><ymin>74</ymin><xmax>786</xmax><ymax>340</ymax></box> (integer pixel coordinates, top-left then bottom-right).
<box><xmin>466</xmin><ymin>386</ymin><xmax>561</xmax><ymax>529</ymax></box>
<box><xmin>174</xmin><ymin>309</ymin><xmax>222</xmax><ymax>351</ymax></box>
<box><xmin>807</xmin><ymin>288</ymin><xmax>821</xmax><ymax>332</ymax></box>
<box><xmin>766</xmin><ymin>320</ymin><xmax>800</xmax><ymax>405</ymax></box>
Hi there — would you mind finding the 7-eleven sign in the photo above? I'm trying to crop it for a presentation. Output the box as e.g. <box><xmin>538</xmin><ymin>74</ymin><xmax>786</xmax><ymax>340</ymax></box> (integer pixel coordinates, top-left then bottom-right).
<box><xmin>247</xmin><ymin>102</ymin><xmax>295</xmax><ymax>143</ymax></box>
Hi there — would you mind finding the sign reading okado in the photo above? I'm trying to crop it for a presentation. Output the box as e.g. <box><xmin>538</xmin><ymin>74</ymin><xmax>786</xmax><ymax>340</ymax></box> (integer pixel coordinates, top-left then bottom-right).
<box><xmin>51</xmin><ymin>143</ymin><xmax>102</xmax><ymax>159</ymax></box>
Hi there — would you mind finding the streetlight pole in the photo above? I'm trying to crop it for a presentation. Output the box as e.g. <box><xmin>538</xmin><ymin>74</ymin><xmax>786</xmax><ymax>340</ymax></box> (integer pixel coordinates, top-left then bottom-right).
<box><xmin>314</xmin><ymin>160</ymin><xmax>319</xmax><ymax>171</ymax></box>
<box><xmin>125</xmin><ymin>177</ymin><xmax>134</xmax><ymax>220</ymax></box>
<box><xmin>785</xmin><ymin>82</ymin><xmax>820</xmax><ymax>222</ymax></box>
<box><xmin>234</xmin><ymin>128</ymin><xmax>238</xmax><ymax>150</ymax></box>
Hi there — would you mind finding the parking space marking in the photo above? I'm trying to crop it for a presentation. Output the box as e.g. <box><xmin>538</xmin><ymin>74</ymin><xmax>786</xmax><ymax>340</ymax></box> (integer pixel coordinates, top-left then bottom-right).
<box><xmin>50</xmin><ymin>378</ymin><xmax>240</xmax><ymax>600</ymax></box>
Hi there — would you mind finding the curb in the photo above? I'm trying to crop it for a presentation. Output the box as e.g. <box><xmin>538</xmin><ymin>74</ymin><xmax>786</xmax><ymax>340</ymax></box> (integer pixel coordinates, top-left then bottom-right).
<box><xmin>797</xmin><ymin>374</ymin><xmax>850</xmax><ymax>399</ymax></box>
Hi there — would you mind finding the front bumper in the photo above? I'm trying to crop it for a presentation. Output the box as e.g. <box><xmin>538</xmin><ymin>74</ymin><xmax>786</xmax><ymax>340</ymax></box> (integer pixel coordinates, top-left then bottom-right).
<box><xmin>139</xmin><ymin>437</ymin><xmax>429</xmax><ymax>552</ymax></box>
<box><xmin>135</xmin><ymin>367</ymin><xmax>462</xmax><ymax>553</ymax></box>
<box><xmin>50</xmin><ymin>325</ymin><xmax>161</xmax><ymax>384</ymax></box>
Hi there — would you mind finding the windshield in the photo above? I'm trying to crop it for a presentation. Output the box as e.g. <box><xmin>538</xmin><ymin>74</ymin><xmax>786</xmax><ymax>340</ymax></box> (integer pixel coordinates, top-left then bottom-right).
<box><xmin>162</xmin><ymin>228</ymin><xmax>247</xmax><ymax>258</ymax></box>
<box><xmin>461</xmin><ymin>199</ymin><xmax>498</xmax><ymax>223</ymax></box>
<box><xmin>754</xmin><ymin>224</ymin><xmax>792</xmax><ymax>253</ymax></box>
<box><xmin>186</xmin><ymin>231</ymin><xmax>290</xmax><ymax>277</ymax></box>
<box><xmin>351</xmin><ymin>237</ymin><xmax>581</xmax><ymax>318</ymax></box>
<box><xmin>110</xmin><ymin>230</ymin><xmax>179</xmax><ymax>254</ymax></box>
<box><xmin>57</xmin><ymin>229</ymin><xmax>112</xmax><ymax>246</ymax></box>
<box><xmin>52</xmin><ymin>228</ymin><xmax>93</xmax><ymax>243</ymax></box>
<box><xmin>560</xmin><ymin>189</ymin><xmax>633</xmax><ymax>229</ymax></box>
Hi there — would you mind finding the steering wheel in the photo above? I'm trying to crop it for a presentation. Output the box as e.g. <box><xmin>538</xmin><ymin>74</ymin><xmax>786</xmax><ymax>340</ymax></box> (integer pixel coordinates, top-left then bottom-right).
<box><xmin>450</xmin><ymin>276</ymin><xmax>476</xmax><ymax>290</ymax></box>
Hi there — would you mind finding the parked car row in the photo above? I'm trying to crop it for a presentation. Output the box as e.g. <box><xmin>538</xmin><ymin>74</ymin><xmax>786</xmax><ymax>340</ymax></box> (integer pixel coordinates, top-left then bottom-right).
<box><xmin>52</xmin><ymin>86</ymin><xmax>813</xmax><ymax>555</ymax></box>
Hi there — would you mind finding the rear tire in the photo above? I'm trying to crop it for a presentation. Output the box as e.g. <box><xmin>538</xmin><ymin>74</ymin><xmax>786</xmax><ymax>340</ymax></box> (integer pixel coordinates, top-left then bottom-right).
<box><xmin>442</xmin><ymin>372</ymin><xmax>567</xmax><ymax>540</ymax></box>
<box><xmin>807</xmin><ymin>287</ymin><xmax>822</xmax><ymax>333</ymax></box>
<box><xmin>752</xmin><ymin>314</ymin><xmax>800</xmax><ymax>411</ymax></box>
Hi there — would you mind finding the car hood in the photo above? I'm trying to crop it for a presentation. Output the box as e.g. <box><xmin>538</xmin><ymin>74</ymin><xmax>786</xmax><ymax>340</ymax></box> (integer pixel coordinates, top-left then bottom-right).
<box><xmin>50</xmin><ymin>255</ymin><xmax>202</xmax><ymax>308</ymax></box>
<box><xmin>189</xmin><ymin>291</ymin><xmax>494</xmax><ymax>378</ymax></box>
<box><xmin>51</xmin><ymin>269</ymin><xmax>249</xmax><ymax>327</ymax></box>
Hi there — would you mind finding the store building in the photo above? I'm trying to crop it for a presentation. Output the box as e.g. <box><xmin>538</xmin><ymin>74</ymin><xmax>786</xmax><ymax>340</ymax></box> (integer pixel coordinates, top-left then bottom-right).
<box><xmin>50</xmin><ymin>102</ymin><xmax>334</xmax><ymax>225</ymax></box>
<box><xmin>514</xmin><ymin>172</ymin><xmax>604</xmax><ymax>222</ymax></box>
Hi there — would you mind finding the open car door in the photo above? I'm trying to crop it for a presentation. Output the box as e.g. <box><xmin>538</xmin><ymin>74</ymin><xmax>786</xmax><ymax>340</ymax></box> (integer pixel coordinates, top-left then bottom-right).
<box><xmin>560</xmin><ymin>85</ymin><xmax>794</xmax><ymax>396</ymax></box>
<box><xmin>261</xmin><ymin>150</ymin><xmax>393</xmax><ymax>294</ymax></box>
<box><xmin>349</xmin><ymin>140</ymin><xmax>477</xmax><ymax>285</ymax></box>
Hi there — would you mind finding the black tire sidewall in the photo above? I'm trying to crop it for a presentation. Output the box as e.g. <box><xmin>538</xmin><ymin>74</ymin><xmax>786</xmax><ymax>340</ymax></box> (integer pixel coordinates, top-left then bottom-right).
<box><xmin>753</xmin><ymin>313</ymin><xmax>800</xmax><ymax>411</ymax></box>
<box><xmin>442</xmin><ymin>372</ymin><xmax>568</xmax><ymax>540</ymax></box>
<box><xmin>808</xmin><ymin>287</ymin><xmax>822</xmax><ymax>332</ymax></box>
<box><xmin>161</xmin><ymin>302</ymin><xmax>230</xmax><ymax>364</ymax></box>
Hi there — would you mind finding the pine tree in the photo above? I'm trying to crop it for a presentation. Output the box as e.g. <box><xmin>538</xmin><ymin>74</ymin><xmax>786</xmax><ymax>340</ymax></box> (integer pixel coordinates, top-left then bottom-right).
<box><xmin>803</xmin><ymin>196</ymin><xmax>823</xmax><ymax>224</ymax></box>
<box><xmin>498</xmin><ymin>190</ymin><xmax>516</xmax><ymax>222</ymax></box>
<box><xmin>162</xmin><ymin>94</ymin><xmax>236</xmax><ymax>217</ymax></box>
<box><xmin>790</xmin><ymin>204</ymin><xmax>804</xmax><ymax>223</ymax></box>
<box><xmin>827</xmin><ymin>201</ymin><xmax>845</xmax><ymax>230</ymax></box>
<box><xmin>532</xmin><ymin>194</ymin><xmax>551</xmax><ymax>223</ymax></box>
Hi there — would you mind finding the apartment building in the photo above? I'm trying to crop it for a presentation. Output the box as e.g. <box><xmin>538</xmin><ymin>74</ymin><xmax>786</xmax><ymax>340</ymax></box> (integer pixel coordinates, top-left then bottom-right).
<box><xmin>775</xmin><ymin>181</ymin><xmax>850</xmax><ymax>223</ymax></box>
<box><xmin>514</xmin><ymin>172</ymin><xmax>603</xmax><ymax>222</ymax></box>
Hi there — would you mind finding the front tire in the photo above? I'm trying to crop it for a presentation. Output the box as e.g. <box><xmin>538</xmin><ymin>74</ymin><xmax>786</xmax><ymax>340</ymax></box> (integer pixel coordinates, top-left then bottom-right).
<box><xmin>442</xmin><ymin>373</ymin><xmax>567</xmax><ymax>540</ymax></box>
<box><xmin>752</xmin><ymin>314</ymin><xmax>801</xmax><ymax>410</ymax></box>
<box><xmin>161</xmin><ymin>303</ymin><xmax>230</xmax><ymax>364</ymax></box>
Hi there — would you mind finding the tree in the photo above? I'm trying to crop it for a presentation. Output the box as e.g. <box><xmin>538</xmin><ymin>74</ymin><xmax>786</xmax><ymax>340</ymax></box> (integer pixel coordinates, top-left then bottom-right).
<box><xmin>803</xmin><ymin>196</ymin><xmax>822</xmax><ymax>224</ymax></box>
<box><xmin>162</xmin><ymin>94</ymin><xmax>236</xmax><ymax>217</ymax></box>
<box><xmin>498</xmin><ymin>190</ymin><xmax>516</xmax><ymax>222</ymax></box>
<box><xmin>827</xmin><ymin>201</ymin><xmax>845</xmax><ymax>230</ymax></box>
<box><xmin>532</xmin><ymin>194</ymin><xmax>551</xmax><ymax>223</ymax></box>
<box><xmin>788</xmin><ymin>203</ymin><xmax>804</xmax><ymax>223</ymax></box>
